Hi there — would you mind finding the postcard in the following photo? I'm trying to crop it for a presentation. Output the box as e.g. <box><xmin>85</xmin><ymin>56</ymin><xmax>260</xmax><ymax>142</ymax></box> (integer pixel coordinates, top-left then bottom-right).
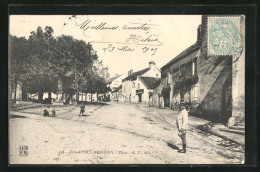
<box><xmin>9</xmin><ymin>15</ymin><xmax>245</xmax><ymax>164</ymax></box>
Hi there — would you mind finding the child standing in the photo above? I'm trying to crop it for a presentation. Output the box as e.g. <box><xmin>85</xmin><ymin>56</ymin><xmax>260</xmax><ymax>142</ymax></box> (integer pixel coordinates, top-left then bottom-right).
<box><xmin>79</xmin><ymin>103</ymin><xmax>85</xmax><ymax>116</ymax></box>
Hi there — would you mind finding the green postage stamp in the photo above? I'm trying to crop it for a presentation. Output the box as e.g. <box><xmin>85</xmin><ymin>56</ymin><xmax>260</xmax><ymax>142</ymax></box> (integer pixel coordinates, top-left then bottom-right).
<box><xmin>207</xmin><ymin>16</ymin><xmax>242</xmax><ymax>56</ymax></box>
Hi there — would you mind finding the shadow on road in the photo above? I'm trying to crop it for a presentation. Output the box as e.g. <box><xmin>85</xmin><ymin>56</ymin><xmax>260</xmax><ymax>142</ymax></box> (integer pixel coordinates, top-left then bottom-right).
<box><xmin>77</xmin><ymin>101</ymin><xmax>109</xmax><ymax>106</ymax></box>
<box><xmin>9</xmin><ymin>114</ymin><xmax>27</xmax><ymax>119</ymax></box>
<box><xmin>80</xmin><ymin>114</ymin><xmax>91</xmax><ymax>117</ymax></box>
<box><xmin>167</xmin><ymin>143</ymin><xmax>180</xmax><ymax>150</ymax></box>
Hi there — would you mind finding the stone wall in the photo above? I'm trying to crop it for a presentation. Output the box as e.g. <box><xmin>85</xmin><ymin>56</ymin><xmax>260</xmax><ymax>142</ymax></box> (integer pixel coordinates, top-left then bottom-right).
<box><xmin>232</xmin><ymin>16</ymin><xmax>245</xmax><ymax>122</ymax></box>
<box><xmin>196</xmin><ymin>15</ymin><xmax>245</xmax><ymax>123</ymax></box>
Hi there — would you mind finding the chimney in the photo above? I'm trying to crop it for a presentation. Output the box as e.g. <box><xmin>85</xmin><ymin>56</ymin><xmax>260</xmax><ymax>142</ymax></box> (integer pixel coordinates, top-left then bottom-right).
<box><xmin>128</xmin><ymin>69</ymin><xmax>133</xmax><ymax>76</ymax></box>
<box><xmin>149</xmin><ymin>61</ymin><xmax>156</xmax><ymax>69</ymax></box>
<box><xmin>197</xmin><ymin>24</ymin><xmax>202</xmax><ymax>43</ymax></box>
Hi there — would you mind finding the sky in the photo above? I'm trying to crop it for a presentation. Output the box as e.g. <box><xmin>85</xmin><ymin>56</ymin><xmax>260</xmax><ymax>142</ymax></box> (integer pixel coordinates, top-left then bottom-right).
<box><xmin>9</xmin><ymin>15</ymin><xmax>201</xmax><ymax>77</ymax></box>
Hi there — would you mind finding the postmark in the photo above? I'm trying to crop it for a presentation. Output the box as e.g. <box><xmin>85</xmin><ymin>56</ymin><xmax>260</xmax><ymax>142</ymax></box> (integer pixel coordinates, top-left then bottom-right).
<box><xmin>207</xmin><ymin>16</ymin><xmax>242</xmax><ymax>57</ymax></box>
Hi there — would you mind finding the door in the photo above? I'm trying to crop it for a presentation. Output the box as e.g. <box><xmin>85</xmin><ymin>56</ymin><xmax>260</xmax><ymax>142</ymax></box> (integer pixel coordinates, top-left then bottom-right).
<box><xmin>138</xmin><ymin>94</ymin><xmax>142</xmax><ymax>102</ymax></box>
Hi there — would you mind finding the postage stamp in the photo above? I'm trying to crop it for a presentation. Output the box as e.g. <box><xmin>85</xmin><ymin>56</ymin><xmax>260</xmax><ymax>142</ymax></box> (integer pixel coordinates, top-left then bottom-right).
<box><xmin>207</xmin><ymin>16</ymin><xmax>241</xmax><ymax>56</ymax></box>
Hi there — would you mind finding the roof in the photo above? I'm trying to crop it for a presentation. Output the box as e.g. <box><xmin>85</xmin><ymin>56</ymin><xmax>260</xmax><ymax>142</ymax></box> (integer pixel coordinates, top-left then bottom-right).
<box><xmin>161</xmin><ymin>42</ymin><xmax>200</xmax><ymax>70</ymax></box>
<box><xmin>139</xmin><ymin>77</ymin><xmax>161</xmax><ymax>90</ymax></box>
<box><xmin>122</xmin><ymin>68</ymin><xmax>149</xmax><ymax>82</ymax></box>
<box><xmin>106</xmin><ymin>74</ymin><xmax>122</xmax><ymax>84</ymax></box>
<box><xmin>152</xmin><ymin>79</ymin><xmax>161</xmax><ymax>89</ymax></box>
<box><xmin>111</xmin><ymin>85</ymin><xmax>122</xmax><ymax>93</ymax></box>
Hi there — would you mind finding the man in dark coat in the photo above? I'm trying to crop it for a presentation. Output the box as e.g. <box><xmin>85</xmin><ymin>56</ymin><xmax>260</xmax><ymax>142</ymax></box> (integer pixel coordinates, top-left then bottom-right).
<box><xmin>79</xmin><ymin>103</ymin><xmax>85</xmax><ymax>116</ymax></box>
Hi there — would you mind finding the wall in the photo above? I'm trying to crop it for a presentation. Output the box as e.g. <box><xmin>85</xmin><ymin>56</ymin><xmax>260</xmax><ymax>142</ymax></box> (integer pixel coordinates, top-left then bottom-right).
<box><xmin>152</xmin><ymin>78</ymin><xmax>167</xmax><ymax>108</ymax></box>
<box><xmin>122</xmin><ymin>77</ymin><xmax>150</xmax><ymax>105</ymax></box>
<box><xmin>43</xmin><ymin>93</ymin><xmax>58</xmax><ymax>100</ymax></box>
<box><xmin>159</xmin><ymin>47</ymin><xmax>199</xmax><ymax>108</ymax></box>
<box><xmin>142</xmin><ymin>65</ymin><xmax>161</xmax><ymax>78</ymax></box>
<box><xmin>110</xmin><ymin>75</ymin><xmax>125</xmax><ymax>90</ymax></box>
<box><xmin>195</xmin><ymin>15</ymin><xmax>245</xmax><ymax>123</ymax></box>
<box><xmin>232</xmin><ymin>16</ymin><xmax>245</xmax><ymax>122</ymax></box>
<box><xmin>122</xmin><ymin>80</ymin><xmax>132</xmax><ymax>102</ymax></box>
<box><xmin>153</xmin><ymin>85</ymin><xmax>161</xmax><ymax>108</ymax></box>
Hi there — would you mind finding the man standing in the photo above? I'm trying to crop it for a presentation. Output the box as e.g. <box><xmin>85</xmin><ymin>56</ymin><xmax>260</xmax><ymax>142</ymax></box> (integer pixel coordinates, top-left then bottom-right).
<box><xmin>176</xmin><ymin>103</ymin><xmax>188</xmax><ymax>153</ymax></box>
<box><xmin>79</xmin><ymin>103</ymin><xmax>85</xmax><ymax>116</ymax></box>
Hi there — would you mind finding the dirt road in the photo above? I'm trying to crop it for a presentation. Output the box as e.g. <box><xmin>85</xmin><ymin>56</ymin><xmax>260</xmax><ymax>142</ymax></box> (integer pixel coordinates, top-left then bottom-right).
<box><xmin>9</xmin><ymin>102</ymin><xmax>244</xmax><ymax>164</ymax></box>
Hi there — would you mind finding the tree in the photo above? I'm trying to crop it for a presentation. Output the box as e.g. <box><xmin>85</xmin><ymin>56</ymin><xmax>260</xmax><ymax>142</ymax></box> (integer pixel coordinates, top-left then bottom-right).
<box><xmin>55</xmin><ymin>35</ymin><xmax>97</xmax><ymax>102</ymax></box>
<box><xmin>93</xmin><ymin>60</ymin><xmax>110</xmax><ymax>82</ymax></box>
<box><xmin>95</xmin><ymin>77</ymin><xmax>109</xmax><ymax>103</ymax></box>
<box><xmin>9</xmin><ymin>35</ymin><xmax>29</xmax><ymax>102</ymax></box>
<box><xmin>24</xmin><ymin>26</ymin><xmax>58</xmax><ymax>102</ymax></box>
<box><xmin>10</xmin><ymin>26</ymin><xmax>104</xmax><ymax>104</ymax></box>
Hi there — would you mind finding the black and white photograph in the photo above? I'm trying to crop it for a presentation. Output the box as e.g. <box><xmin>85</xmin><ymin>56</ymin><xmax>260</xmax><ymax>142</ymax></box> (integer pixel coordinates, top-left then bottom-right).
<box><xmin>8</xmin><ymin>14</ymin><xmax>246</xmax><ymax>164</ymax></box>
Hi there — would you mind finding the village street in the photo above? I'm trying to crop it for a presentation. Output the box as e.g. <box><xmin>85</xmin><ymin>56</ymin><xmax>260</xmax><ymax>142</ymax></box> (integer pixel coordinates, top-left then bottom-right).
<box><xmin>9</xmin><ymin>102</ymin><xmax>244</xmax><ymax>164</ymax></box>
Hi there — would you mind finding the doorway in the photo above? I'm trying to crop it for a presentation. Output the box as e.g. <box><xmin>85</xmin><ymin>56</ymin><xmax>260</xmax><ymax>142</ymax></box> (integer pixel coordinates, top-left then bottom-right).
<box><xmin>138</xmin><ymin>94</ymin><xmax>142</xmax><ymax>103</ymax></box>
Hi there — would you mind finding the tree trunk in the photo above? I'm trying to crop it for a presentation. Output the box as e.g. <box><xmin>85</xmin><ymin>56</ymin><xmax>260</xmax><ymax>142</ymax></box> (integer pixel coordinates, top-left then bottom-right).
<box><xmin>10</xmin><ymin>83</ymin><xmax>13</xmax><ymax>102</ymax></box>
<box><xmin>38</xmin><ymin>92</ymin><xmax>43</xmax><ymax>102</ymax></box>
<box><xmin>14</xmin><ymin>81</ymin><xmax>17</xmax><ymax>103</ymax></box>
<box><xmin>48</xmin><ymin>92</ymin><xmax>52</xmax><ymax>104</ymax></box>
<box><xmin>77</xmin><ymin>91</ymin><xmax>79</xmax><ymax>102</ymax></box>
<box><xmin>69</xmin><ymin>94</ymin><xmax>72</xmax><ymax>102</ymax></box>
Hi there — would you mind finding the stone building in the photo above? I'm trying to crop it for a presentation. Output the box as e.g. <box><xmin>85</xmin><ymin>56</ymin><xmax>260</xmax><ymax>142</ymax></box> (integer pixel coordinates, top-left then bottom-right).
<box><xmin>153</xmin><ymin>15</ymin><xmax>245</xmax><ymax>123</ymax></box>
<box><xmin>154</xmin><ymin>42</ymin><xmax>200</xmax><ymax>109</ymax></box>
<box><xmin>198</xmin><ymin>15</ymin><xmax>245</xmax><ymax>123</ymax></box>
<box><xmin>121</xmin><ymin>61</ymin><xmax>161</xmax><ymax>105</ymax></box>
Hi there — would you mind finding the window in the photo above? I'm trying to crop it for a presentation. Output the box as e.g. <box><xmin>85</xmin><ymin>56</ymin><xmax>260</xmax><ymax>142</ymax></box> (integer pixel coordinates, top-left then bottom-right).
<box><xmin>137</xmin><ymin>83</ymin><xmax>140</xmax><ymax>89</ymax></box>
<box><xmin>167</xmin><ymin>72</ymin><xmax>171</xmax><ymax>84</ymax></box>
<box><xmin>156</xmin><ymin>74</ymin><xmax>159</xmax><ymax>77</ymax></box>
<box><xmin>191</xmin><ymin>84</ymin><xmax>199</xmax><ymax>102</ymax></box>
<box><xmin>192</xmin><ymin>58</ymin><xmax>198</xmax><ymax>75</ymax></box>
<box><xmin>132</xmin><ymin>82</ymin><xmax>135</xmax><ymax>88</ymax></box>
<box><xmin>179</xmin><ymin>63</ymin><xmax>186</xmax><ymax>77</ymax></box>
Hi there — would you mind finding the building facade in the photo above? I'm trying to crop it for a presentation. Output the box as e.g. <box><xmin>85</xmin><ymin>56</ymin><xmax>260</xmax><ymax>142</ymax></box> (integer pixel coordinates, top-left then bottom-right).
<box><xmin>108</xmin><ymin>74</ymin><xmax>125</xmax><ymax>101</ymax></box>
<box><xmin>154</xmin><ymin>42</ymin><xmax>200</xmax><ymax>109</ymax></box>
<box><xmin>153</xmin><ymin>15</ymin><xmax>245</xmax><ymax>124</ymax></box>
<box><xmin>121</xmin><ymin>61</ymin><xmax>161</xmax><ymax>105</ymax></box>
<box><xmin>111</xmin><ymin>85</ymin><xmax>122</xmax><ymax>101</ymax></box>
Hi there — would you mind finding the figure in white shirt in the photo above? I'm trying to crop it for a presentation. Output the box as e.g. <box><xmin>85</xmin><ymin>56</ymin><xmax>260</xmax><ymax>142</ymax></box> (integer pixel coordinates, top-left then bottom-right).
<box><xmin>176</xmin><ymin>103</ymin><xmax>188</xmax><ymax>153</ymax></box>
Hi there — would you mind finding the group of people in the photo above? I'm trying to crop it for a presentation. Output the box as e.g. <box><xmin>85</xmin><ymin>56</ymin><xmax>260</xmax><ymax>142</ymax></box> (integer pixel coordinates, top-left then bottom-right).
<box><xmin>43</xmin><ymin>106</ymin><xmax>56</xmax><ymax>117</ymax></box>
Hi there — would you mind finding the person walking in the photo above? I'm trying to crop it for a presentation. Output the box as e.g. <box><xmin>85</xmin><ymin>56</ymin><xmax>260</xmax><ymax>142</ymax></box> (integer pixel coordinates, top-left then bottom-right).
<box><xmin>176</xmin><ymin>103</ymin><xmax>188</xmax><ymax>153</ymax></box>
<box><xmin>79</xmin><ymin>103</ymin><xmax>85</xmax><ymax>116</ymax></box>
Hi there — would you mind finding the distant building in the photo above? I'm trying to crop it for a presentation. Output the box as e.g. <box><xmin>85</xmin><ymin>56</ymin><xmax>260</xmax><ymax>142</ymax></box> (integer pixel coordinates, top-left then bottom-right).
<box><xmin>107</xmin><ymin>74</ymin><xmax>125</xmax><ymax>101</ymax></box>
<box><xmin>107</xmin><ymin>74</ymin><xmax>124</xmax><ymax>91</ymax></box>
<box><xmin>97</xmin><ymin>74</ymin><xmax>125</xmax><ymax>102</ymax></box>
<box><xmin>121</xmin><ymin>61</ymin><xmax>161</xmax><ymax>105</ymax></box>
<box><xmin>111</xmin><ymin>85</ymin><xmax>122</xmax><ymax>101</ymax></box>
